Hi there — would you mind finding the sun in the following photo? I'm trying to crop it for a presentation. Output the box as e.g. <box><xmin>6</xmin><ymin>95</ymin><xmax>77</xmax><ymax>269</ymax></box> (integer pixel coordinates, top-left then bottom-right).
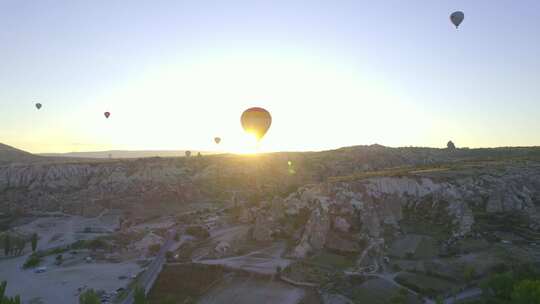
<box><xmin>226</xmin><ymin>132</ymin><xmax>261</xmax><ymax>155</ymax></box>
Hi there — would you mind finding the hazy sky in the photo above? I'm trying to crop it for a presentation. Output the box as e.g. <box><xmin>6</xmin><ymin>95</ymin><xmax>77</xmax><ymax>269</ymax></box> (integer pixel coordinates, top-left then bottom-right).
<box><xmin>1</xmin><ymin>1</ymin><xmax>539</xmax><ymax>153</ymax></box>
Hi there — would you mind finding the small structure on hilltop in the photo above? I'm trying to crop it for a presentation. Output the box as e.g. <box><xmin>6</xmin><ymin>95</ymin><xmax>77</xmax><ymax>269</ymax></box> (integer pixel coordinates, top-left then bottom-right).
<box><xmin>447</xmin><ymin>140</ymin><xmax>456</xmax><ymax>150</ymax></box>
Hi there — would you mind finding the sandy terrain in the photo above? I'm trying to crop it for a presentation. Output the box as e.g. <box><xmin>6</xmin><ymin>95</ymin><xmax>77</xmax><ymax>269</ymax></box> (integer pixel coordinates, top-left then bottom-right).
<box><xmin>0</xmin><ymin>213</ymin><xmax>143</xmax><ymax>303</ymax></box>
<box><xmin>0</xmin><ymin>253</ymin><xmax>140</xmax><ymax>304</ymax></box>
<box><xmin>198</xmin><ymin>275</ymin><xmax>304</xmax><ymax>304</ymax></box>
<box><xmin>13</xmin><ymin>212</ymin><xmax>120</xmax><ymax>251</ymax></box>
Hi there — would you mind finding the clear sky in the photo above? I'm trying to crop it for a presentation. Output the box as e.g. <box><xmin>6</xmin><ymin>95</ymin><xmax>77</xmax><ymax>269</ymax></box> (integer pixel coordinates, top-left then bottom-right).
<box><xmin>1</xmin><ymin>0</ymin><xmax>539</xmax><ymax>153</ymax></box>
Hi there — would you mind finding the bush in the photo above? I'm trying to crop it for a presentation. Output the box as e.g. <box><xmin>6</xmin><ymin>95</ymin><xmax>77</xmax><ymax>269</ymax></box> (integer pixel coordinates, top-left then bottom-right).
<box><xmin>185</xmin><ymin>226</ymin><xmax>209</xmax><ymax>239</ymax></box>
<box><xmin>1</xmin><ymin>281</ymin><xmax>22</xmax><ymax>304</ymax></box>
<box><xmin>134</xmin><ymin>286</ymin><xmax>147</xmax><ymax>304</ymax></box>
<box><xmin>464</xmin><ymin>266</ymin><xmax>476</xmax><ymax>283</ymax></box>
<box><xmin>79</xmin><ymin>289</ymin><xmax>100</xmax><ymax>304</ymax></box>
<box><xmin>148</xmin><ymin>244</ymin><xmax>161</xmax><ymax>256</ymax></box>
<box><xmin>87</xmin><ymin>239</ymin><xmax>109</xmax><ymax>251</ymax></box>
<box><xmin>511</xmin><ymin>280</ymin><xmax>540</xmax><ymax>304</ymax></box>
<box><xmin>31</xmin><ymin>233</ymin><xmax>38</xmax><ymax>252</ymax></box>
<box><xmin>23</xmin><ymin>254</ymin><xmax>41</xmax><ymax>269</ymax></box>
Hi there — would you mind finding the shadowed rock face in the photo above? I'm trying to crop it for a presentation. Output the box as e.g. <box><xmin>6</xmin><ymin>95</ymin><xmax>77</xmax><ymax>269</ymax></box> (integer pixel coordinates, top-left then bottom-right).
<box><xmin>250</xmin><ymin>163</ymin><xmax>540</xmax><ymax>258</ymax></box>
<box><xmin>0</xmin><ymin>159</ymin><xmax>199</xmax><ymax>216</ymax></box>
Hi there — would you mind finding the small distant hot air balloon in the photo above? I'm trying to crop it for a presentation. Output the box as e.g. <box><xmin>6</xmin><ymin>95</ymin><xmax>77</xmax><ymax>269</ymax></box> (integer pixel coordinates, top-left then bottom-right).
<box><xmin>241</xmin><ymin>107</ymin><xmax>272</xmax><ymax>142</ymax></box>
<box><xmin>185</xmin><ymin>151</ymin><xmax>191</xmax><ymax>157</ymax></box>
<box><xmin>214</xmin><ymin>137</ymin><xmax>221</xmax><ymax>144</ymax></box>
<box><xmin>450</xmin><ymin>11</ymin><xmax>464</xmax><ymax>28</ymax></box>
<box><xmin>35</xmin><ymin>103</ymin><xmax>42</xmax><ymax>110</ymax></box>
<box><xmin>104</xmin><ymin>112</ymin><xmax>110</xmax><ymax>119</ymax></box>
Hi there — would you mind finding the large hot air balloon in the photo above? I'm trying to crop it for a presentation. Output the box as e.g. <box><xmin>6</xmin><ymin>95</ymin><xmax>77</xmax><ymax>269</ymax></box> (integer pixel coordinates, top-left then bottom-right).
<box><xmin>104</xmin><ymin>112</ymin><xmax>110</xmax><ymax>119</ymax></box>
<box><xmin>214</xmin><ymin>137</ymin><xmax>221</xmax><ymax>144</ymax></box>
<box><xmin>185</xmin><ymin>151</ymin><xmax>191</xmax><ymax>157</ymax></box>
<box><xmin>450</xmin><ymin>11</ymin><xmax>464</xmax><ymax>28</ymax></box>
<box><xmin>241</xmin><ymin>107</ymin><xmax>272</xmax><ymax>142</ymax></box>
<box><xmin>35</xmin><ymin>103</ymin><xmax>42</xmax><ymax>110</ymax></box>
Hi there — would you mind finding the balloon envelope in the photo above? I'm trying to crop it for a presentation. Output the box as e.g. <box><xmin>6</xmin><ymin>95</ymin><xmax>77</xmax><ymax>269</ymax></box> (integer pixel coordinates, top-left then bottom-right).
<box><xmin>450</xmin><ymin>11</ymin><xmax>464</xmax><ymax>28</ymax></box>
<box><xmin>104</xmin><ymin>112</ymin><xmax>110</xmax><ymax>118</ymax></box>
<box><xmin>214</xmin><ymin>137</ymin><xmax>221</xmax><ymax>144</ymax></box>
<box><xmin>241</xmin><ymin>107</ymin><xmax>272</xmax><ymax>141</ymax></box>
<box><xmin>35</xmin><ymin>103</ymin><xmax>42</xmax><ymax>110</ymax></box>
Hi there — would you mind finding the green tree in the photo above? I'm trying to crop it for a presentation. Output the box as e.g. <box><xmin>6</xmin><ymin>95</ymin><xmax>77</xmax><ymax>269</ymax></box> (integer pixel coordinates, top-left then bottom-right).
<box><xmin>134</xmin><ymin>286</ymin><xmax>147</xmax><ymax>304</ymax></box>
<box><xmin>482</xmin><ymin>272</ymin><xmax>514</xmax><ymax>300</ymax></box>
<box><xmin>55</xmin><ymin>254</ymin><xmax>63</xmax><ymax>265</ymax></box>
<box><xmin>31</xmin><ymin>233</ymin><xmax>38</xmax><ymax>252</ymax></box>
<box><xmin>434</xmin><ymin>296</ymin><xmax>444</xmax><ymax>304</ymax></box>
<box><xmin>3</xmin><ymin>234</ymin><xmax>10</xmax><ymax>256</ymax></box>
<box><xmin>511</xmin><ymin>280</ymin><xmax>540</xmax><ymax>304</ymax></box>
<box><xmin>464</xmin><ymin>266</ymin><xmax>476</xmax><ymax>284</ymax></box>
<box><xmin>1</xmin><ymin>281</ymin><xmax>22</xmax><ymax>304</ymax></box>
<box><xmin>79</xmin><ymin>289</ymin><xmax>100</xmax><ymax>304</ymax></box>
<box><xmin>389</xmin><ymin>289</ymin><xmax>408</xmax><ymax>304</ymax></box>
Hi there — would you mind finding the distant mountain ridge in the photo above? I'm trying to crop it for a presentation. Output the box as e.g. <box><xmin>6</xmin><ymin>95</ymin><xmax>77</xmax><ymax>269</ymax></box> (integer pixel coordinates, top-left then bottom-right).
<box><xmin>0</xmin><ymin>143</ymin><xmax>44</xmax><ymax>165</ymax></box>
<box><xmin>39</xmin><ymin>150</ymin><xmax>216</xmax><ymax>159</ymax></box>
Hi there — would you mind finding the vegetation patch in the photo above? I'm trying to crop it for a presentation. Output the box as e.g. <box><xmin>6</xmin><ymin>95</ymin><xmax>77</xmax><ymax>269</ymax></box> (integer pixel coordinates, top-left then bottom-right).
<box><xmin>23</xmin><ymin>253</ymin><xmax>42</xmax><ymax>269</ymax></box>
<box><xmin>146</xmin><ymin>264</ymin><xmax>226</xmax><ymax>304</ymax></box>
<box><xmin>307</xmin><ymin>251</ymin><xmax>356</xmax><ymax>271</ymax></box>
<box><xmin>395</xmin><ymin>272</ymin><xmax>459</xmax><ymax>297</ymax></box>
<box><xmin>282</xmin><ymin>261</ymin><xmax>334</xmax><ymax>285</ymax></box>
<box><xmin>388</xmin><ymin>234</ymin><xmax>438</xmax><ymax>259</ymax></box>
<box><xmin>348</xmin><ymin>278</ymin><xmax>421</xmax><ymax>304</ymax></box>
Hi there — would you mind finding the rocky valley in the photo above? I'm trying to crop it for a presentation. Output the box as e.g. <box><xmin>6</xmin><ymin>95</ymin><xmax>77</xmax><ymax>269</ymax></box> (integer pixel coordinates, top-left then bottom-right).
<box><xmin>2</xmin><ymin>143</ymin><xmax>540</xmax><ymax>303</ymax></box>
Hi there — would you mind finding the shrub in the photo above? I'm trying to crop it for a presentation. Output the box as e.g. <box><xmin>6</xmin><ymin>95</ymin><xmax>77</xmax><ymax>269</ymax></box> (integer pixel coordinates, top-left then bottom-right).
<box><xmin>134</xmin><ymin>286</ymin><xmax>147</xmax><ymax>304</ymax></box>
<box><xmin>511</xmin><ymin>280</ymin><xmax>540</xmax><ymax>304</ymax></box>
<box><xmin>1</xmin><ymin>281</ymin><xmax>22</xmax><ymax>304</ymax></box>
<box><xmin>79</xmin><ymin>289</ymin><xmax>100</xmax><ymax>304</ymax></box>
<box><xmin>23</xmin><ymin>254</ymin><xmax>41</xmax><ymax>269</ymax></box>
<box><xmin>148</xmin><ymin>244</ymin><xmax>161</xmax><ymax>256</ymax></box>
<box><xmin>464</xmin><ymin>266</ymin><xmax>476</xmax><ymax>284</ymax></box>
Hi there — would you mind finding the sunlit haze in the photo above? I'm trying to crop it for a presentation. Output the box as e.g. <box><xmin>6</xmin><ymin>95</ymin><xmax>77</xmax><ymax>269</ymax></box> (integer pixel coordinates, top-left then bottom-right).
<box><xmin>1</xmin><ymin>1</ymin><xmax>539</xmax><ymax>153</ymax></box>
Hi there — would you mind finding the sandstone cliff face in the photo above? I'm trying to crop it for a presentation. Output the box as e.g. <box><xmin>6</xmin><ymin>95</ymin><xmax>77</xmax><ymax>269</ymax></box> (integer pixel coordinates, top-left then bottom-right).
<box><xmin>258</xmin><ymin>164</ymin><xmax>540</xmax><ymax>258</ymax></box>
<box><xmin>0</xmin><ymin>159</ymin><xmax>197</xmax><ymax>216</ymax></box>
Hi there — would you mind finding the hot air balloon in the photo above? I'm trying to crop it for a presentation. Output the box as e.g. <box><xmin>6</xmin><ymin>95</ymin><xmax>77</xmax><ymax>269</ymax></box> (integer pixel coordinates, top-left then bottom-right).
<box><xmin>104</xmin><ymin>112</ymin><xmax>110</xmax><ymax>119</ymax></box>
<box><xmin>214</xmin><ymin>137</ymin><xmax>221</xmax><ymax>144</ymax></box>
<box><xmin>450</xmin><ymin>11</ymin><xmax>464</xmax><ymax>28</ymax></box>
<box><xmin>35</xmin><ymin>103</ymin><xmax>42</xmax><ymax>110</ymax></box>
<box><xmin>241</xmin><ymin>107</ymin><xmax>272</xmax><ymax>142</ymax></box>
<box><xmin>185</xmin><ymin>151</ymin><xmax>191</xmax><ymax>157</ymax></box>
